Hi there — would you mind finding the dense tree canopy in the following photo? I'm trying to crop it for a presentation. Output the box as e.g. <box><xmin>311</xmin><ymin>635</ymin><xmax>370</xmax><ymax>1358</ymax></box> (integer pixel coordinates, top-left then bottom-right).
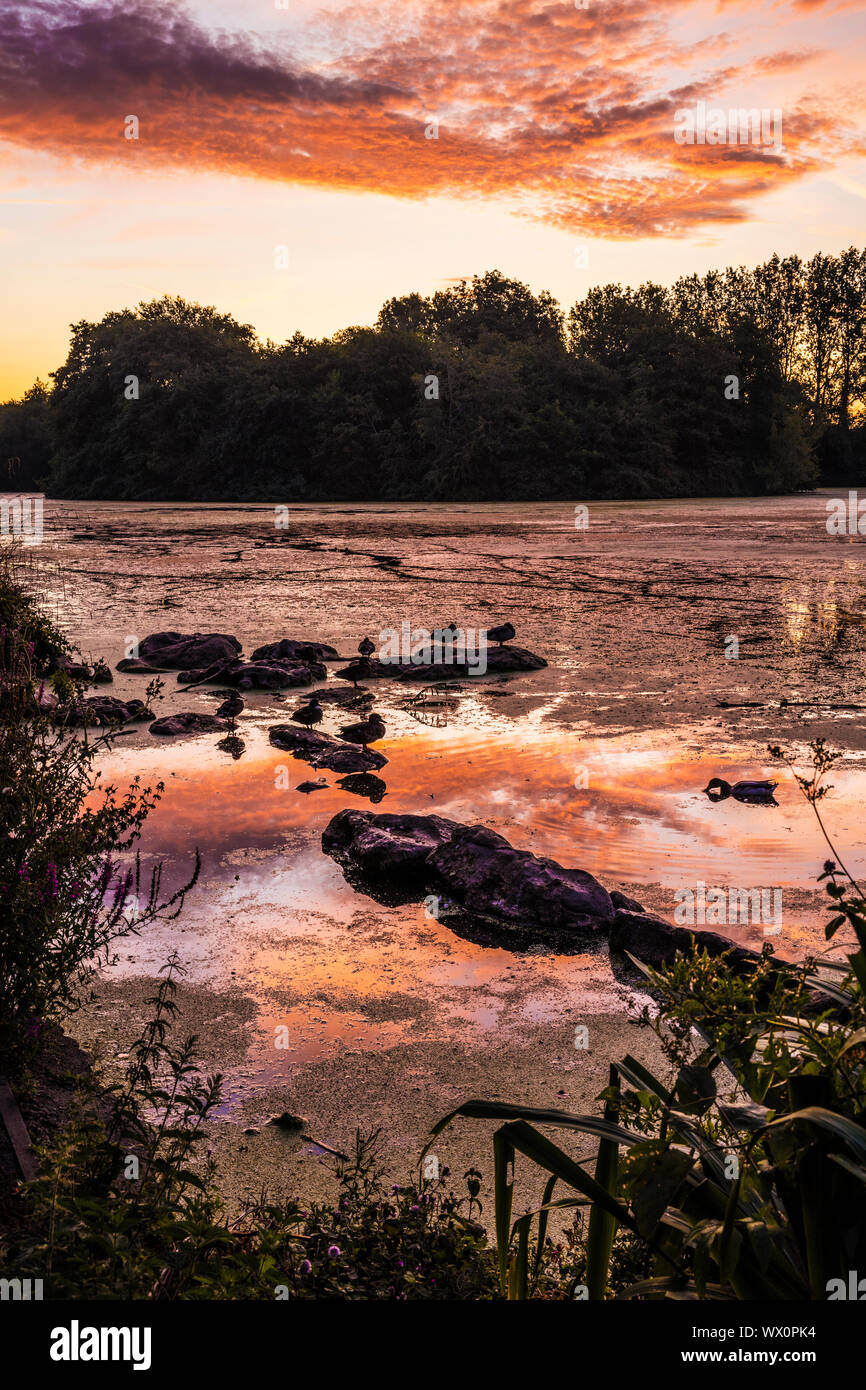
<box><xmin>2</xmin><ymin>254</ymin><xmax>864</xmax><ymax>502</ymax></box>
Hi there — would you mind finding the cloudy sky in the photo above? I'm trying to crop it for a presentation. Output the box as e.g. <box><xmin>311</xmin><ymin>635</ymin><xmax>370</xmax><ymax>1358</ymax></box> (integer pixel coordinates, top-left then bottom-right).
<box><xmin>1</xmin><ymin>0</ymin><xmax>864</xmax><ymax>397</ymax></box>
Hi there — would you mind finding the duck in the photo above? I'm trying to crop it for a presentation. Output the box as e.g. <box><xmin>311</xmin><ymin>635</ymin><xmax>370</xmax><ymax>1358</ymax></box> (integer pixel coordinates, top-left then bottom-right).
<box><xmin>487</xmin><ymin>621</ymin><xmax>515</xmax><ymax>646</ymax></box>
<box><xmin>357</xmin><ymin>636</ymin><xmax>376</xmax><ymax>658</ymax></box>
<box><xmin>336</xmin><ymin>655</ymin><xmax>373</xmax><ymax>690</ymax></box>
<box><xmin>339</xmin><ymin>711</ymin><xmax>386</xmax><ymax>751</ymax></box>
<box><xmin>703</xmin><ymin>777</ymin><xmax>778</xmax><ymax>805</ymax></box>
<box><xmin>291</xmin><ymin>695</ymin><xmax>323</xmax><ymax>729</ymax></box>
<box><xmin>216</xmin><ymin>691</ymin><xmax>244</xmax><ymax>728</ymax></box>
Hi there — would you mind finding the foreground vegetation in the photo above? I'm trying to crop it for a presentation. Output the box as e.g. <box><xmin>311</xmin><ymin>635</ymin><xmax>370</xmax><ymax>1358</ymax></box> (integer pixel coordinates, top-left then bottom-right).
<box><xmin>4</xmin><ymin>248</ymin><xmax>865</xmax><ymax>502</ymax></box>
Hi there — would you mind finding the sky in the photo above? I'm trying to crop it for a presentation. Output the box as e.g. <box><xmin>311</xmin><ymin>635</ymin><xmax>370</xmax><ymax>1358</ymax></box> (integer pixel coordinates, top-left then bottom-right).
<box><xmin>1</xmin><ymin>0</ymin><xmax>865</xmax><ymax>399</ymax></box>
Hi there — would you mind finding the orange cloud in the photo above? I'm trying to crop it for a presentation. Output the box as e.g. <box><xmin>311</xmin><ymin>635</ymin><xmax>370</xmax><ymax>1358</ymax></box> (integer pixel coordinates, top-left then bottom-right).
<box><xmin>0</xmin><ymin>0</ymin><xmax>861</xmax><ymax>237</ymax></box>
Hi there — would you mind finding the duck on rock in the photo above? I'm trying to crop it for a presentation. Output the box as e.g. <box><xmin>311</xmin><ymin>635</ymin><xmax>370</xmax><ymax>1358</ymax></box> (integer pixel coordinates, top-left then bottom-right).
<box><xmin>339</xmin><ymin>711</ymin><xmax>386</xmax><ymax>752</ymax></box>
<box><xmin>487</xmin><ymin>622</ymin><xmax>515</xmax><ymax>646</ymax></box>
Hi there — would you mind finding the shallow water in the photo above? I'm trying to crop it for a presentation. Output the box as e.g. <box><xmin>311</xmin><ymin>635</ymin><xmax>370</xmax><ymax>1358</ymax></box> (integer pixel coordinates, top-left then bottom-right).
<box><xmin>29</xmin><ymin>493</ymin><xmax>866</xmax><ymax>1117</ymax></box>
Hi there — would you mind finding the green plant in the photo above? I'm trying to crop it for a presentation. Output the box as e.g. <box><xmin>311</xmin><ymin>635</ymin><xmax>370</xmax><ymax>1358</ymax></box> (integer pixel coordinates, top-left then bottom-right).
<box><xmin>0</xmin><ymin>568</ymin><xmax>197</xmax><ymax>1070</ymax></box>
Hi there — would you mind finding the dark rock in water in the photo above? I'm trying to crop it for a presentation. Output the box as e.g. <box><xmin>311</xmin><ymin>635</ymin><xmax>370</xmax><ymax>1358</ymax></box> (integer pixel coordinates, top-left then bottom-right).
<box><xmin>269</xmin><ymin>724</ymin><xmax>387</xmax><ymax>772</ymax></box>
<box><xmin>52</xmin><ymin>656</ymin><xmax>97</xmax><ymax>681</ymax></box>
<box><xmin>116</xmin><ymin>657</ymin><xmax>164</xmax><ymax>674</ymax></box>
<box><xmin>252</xmin><ymin>638</ymin><xmax>339</xmax><ymax>663</ymax></box>
<box><xmin>610</xmin><ymin>889</ymin><xmax>646</xmax><ymax>914</ymax></box>
<box><xmin>609</xmin><ymin>910</ymin><xmax>765</xmax><ymax>971</ymax></box>
<box><xmin>336</xmin><ymin>772</ymin><xmax>388</xmax><ymax>803</ymax></box>
<box><xmin>268</xmin><ymin>1112</ymin><xmax>307</xmax><ymax>1131</ymax></box>
<box><xmin>322</xmin><ymin>809</ymin><xmax>455</xmax><ymax>890</ymax></box>
<box><xmin>397</xmin><ymin>645</ymin><xmax>547</xmax><ymax>681</ymax></box>
<box><xmin>297</xmin><ymin>779</ymin><xmax>329</xmax><ymax>793</ymax></box>
<box><xmin>428</xmin><ymin>824</ymin><xmax>613</xmax><ymax>936</ymax></box>
<box><xmin>178</xmin><ymin>658</ymin><xmax>326</xmax><ymax>690</ymax></box>
<box><xmin>135</xmin><ymin>631</ymin><xmax>242</xmax><ymax>670</ymax></box>
<box><xmin>313</xmin><ymin>687</ymin><xmax>373</xmax><ymax>706</ymax></box>
<box><xmin>323</xmin><ymin>811</ymin><xmax>612</xmax><ymax>944</ymax></box>
<box><xmin>59</xmin><ymin>696</ymin><xmax>150</xmax><ymax>727</ymax></box>
<box><xmin>149</xmin><ymin>712</ymin><xmax>230</xmax><ymax>736</ymax></box>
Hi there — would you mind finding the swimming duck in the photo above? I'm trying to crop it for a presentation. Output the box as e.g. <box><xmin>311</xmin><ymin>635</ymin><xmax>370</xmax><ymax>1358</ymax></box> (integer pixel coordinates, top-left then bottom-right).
<box><xmin>703</xmin><ymin>777</ymin><xmax>778</xmax><ymax>805</ymax></box>
<box><xmin>339</xmin><ymin>711</ymin><xmax>386</xmax><ymax>751</ymax></box>
<box><xmin>487</xmin><ymin>622</ymin><xmax>515</xmax><ymax>646</ymax></box>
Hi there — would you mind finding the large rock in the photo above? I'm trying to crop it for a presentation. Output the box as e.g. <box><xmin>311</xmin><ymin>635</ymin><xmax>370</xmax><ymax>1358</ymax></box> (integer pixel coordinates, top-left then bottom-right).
<box><xmin>428</xmin><ymin>824</ymin><xmax>613</xmax><ymax>934</ymax></box>
<box><xmin>134</xmin><ymin>632</ymin><xmax>242</xmax><ymax>670</ymax></box>
<box><xmin>397</xmin><ymin>645</ymin><xmax>547</xmax><ymax>681</ymax></box>
<box><xmin>252</xmin><ymin>638</ymin><xmax>339</xmax><ymax>663</ymax></box>
<box><xmin>609</xmin><ymin>910</ymin><xmax>764</xmax><ymax>971</ymax></box>
<box><xmin>223</xmin><ymin>659</ymin><xmax>326</xmax><ymax>691</ymax></box>
<box><xmin>269</xmin><ymin>725</ymin><xmax>387</xmax><ymax>772</ymax></box>
<box><xmin>336</xmin><ymin>645</ymin><xmax>547</xmax><ymax>684</ymax></box>
<box><xmin>322</xmin><ymin>809</ymin><xmax>455</xmax><ymax>888</ymax></box>
<box><xmin>177</xmin><ymin>658</ymin><xmax>326</xmax><ymax>690</ymax></box>
<box><xmin>322</xmin><ymin>811</ymin><xmax>613</xmax><ymax>941</ymax></box>
<box><xmin>58</xmin><ymin>696</ymin><xmax>150</xmax><ymax>727</ymax></box>
<box><xmin>149</xmin><ymin>712</ymin><xmax>230</xmax><ymax>736</ymax></box>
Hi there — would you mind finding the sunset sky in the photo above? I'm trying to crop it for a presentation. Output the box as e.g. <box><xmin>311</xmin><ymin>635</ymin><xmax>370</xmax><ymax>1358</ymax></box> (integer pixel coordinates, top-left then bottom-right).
<box><xmin>1</xmin><ymin>0</ymin><xmax>865</xmax><ymax>399</ymax></box>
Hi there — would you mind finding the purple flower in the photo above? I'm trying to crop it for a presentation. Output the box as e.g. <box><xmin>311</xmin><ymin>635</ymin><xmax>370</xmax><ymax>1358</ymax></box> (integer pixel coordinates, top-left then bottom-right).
<box><xmin>327</xmin><ymin>1245</ymin><xmax>341</xmax><ymax>1258</ymax></box>
<box><xmin>299</xmin><ymin>1259</ymin><xmax>312</xmax><ymax>1275</ymax></box>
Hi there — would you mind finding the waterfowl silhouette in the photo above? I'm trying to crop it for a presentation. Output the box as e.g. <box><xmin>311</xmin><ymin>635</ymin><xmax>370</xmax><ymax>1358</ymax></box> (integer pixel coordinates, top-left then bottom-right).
<box><xmin>216</xmin><ymin>691</ymin><xmax>244</xmax><ymax>728</ymax></box>
<box><xmin>337</xmin><ymin>655</ymin><xmax>373</xmax><ymax>690</ymax></box>
<box><xmin>339</xmin><ymin>711</ymin><xmax>386</xmax><ymax>751</ymax></box>
<box><xmin>487</xmin><ymin>622</ymin><xmax>515</xmax><ymax>646</ymax></box>
<box><xmin>703</xmin><ymin>777</ymin><xmax>778</xmax><ymax>805</ymax></box>
<box><xmin>291</xmin><ymin>695</ymin><xmax>323</xmax><ymax>729</ymax></box>
<box><xmin>357</xmin><ymin>636</ymin><xmax>376</xmax><ymax>658</ymax></box>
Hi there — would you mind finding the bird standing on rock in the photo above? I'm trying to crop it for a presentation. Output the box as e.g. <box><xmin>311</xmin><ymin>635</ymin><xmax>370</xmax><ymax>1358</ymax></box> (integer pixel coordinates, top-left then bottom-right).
<box><xmin>339</xmin><ymin>711</ymin><xmax>386</xmax><ymax>752</ymax></box>
<box><xmin>216</xmin><ymin>691</ymin><xmax>244</xmax><ymax>728</ymax></box>
<box><xmin>337</xmin><ymin>655</ymin><xmax>373</xmax><ymax>690</ymax></box>
<box><xmin>358</xmin><ymin>636</ymin><xmax>376</xmax><ymax>658</ymax></box>
<box><xmin>291</xmin><ymin>696</ymin><xmax>323</xmax><ymax>729</ymax></box>
<box><xmin>487</xmin><ymin>622</ymin><xmax>515</xmax><ymax>646</ymax></box>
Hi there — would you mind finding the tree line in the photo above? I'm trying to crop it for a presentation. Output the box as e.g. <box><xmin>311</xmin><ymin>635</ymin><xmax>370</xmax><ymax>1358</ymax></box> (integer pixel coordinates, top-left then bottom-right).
<box><xmin>2</xmin><ymin>250</ymin><xmax>864</xmax><ymax>502</ymax></box>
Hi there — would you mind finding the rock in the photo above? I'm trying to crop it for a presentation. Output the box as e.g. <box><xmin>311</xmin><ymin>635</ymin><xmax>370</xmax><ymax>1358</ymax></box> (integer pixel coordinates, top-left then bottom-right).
<box><xmin>179</xmin><ymin>658</ymin><xmax>326</xmax><ymax>690</ymax></box>
<box><xmin>610</xmin><ymin>889</ymin><xmax>646</xmax><ymax>914</ymax></box>
<box><xmin>148</xmin><ymin>712</ymin><xmax>230</xmax><ymax>736</ymax></box>
<box><xmin>243</xmin><ymin>1127</ymin><xmax>260</xmax><ymax>1136</ymax></box>
<box><xmin>116</xmin><ymin>657</ymin><xmax>164</xmax><ymax>674</ymax></box>
<box><xmin>268</xmin><ymin>1112</ymin><xmax>307</xmax><ymax>1131</ymax></box>
<box><xmin>270</xmin><ymin>725</ymin><xmax>387</xmax><ymax>772</ymax></box>
<box><xmin>608</xmin><ymin>910</ymin><xmax>765</xmax><ymax>971</ymax></box>
<box><xmin>322</xmin><ymin>810</ymin><xmax>460</xmax><ymax>890</ymax></box>
<box><xmin>251</xmin><ymin>638</ymin><xmax>339</xmax><ymax>663</ymax></box>
<box><xmin>397</xmin><ymin>645</ymin><xmax>547</xmax><ymax>681</ymax></box>
<box><xmin>135</xmin><ymin>631</ymin><xmax>242</xmax><ymax>670</ymax></box>
<box><xmin>428</xmin><ymin>824</ymin><xmax>613</xmax><ymax>935</ymax></box>
<box><xmin>297</xmin><ymin>779</ymin><xmax>329</xmax><ymax>793</ymax></box>
<box><xmin>59</xmin><ymin>696</ymin><xmax>150</xmax><ymax>727</ymax></box>
<box><xmin>313</xmin><ymin>687</ymin><xmax>373</xmax><ymax>706</ymax></box>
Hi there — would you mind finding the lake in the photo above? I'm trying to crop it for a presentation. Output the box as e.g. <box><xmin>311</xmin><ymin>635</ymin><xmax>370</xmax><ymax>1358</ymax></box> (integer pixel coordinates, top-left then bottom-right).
<box><xmin>33</xmin><ymin>492</ymin><xmax>866</xmax><ymax>1208</ymax></box>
